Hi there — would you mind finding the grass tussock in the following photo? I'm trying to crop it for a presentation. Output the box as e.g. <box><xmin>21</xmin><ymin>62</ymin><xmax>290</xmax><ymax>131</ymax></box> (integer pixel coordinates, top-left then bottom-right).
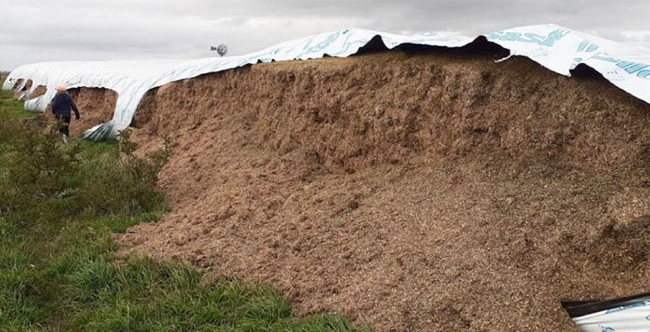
<box><xmin>0</xmin><ymin>88</ymin><xmax>358</xmax><ymax>331</ymax></box>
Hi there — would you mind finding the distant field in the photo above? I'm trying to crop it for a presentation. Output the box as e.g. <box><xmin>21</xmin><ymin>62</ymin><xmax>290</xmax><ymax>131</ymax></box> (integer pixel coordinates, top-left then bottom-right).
<box><xmin>0</xmin><ymin>72</ymin><xmax>7</xmax><ymax>86</ymax></box>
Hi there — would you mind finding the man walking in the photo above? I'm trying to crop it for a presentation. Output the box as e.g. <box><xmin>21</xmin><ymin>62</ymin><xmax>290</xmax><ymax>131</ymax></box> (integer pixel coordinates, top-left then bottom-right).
<box><xmin>50</xmin><ymin>85</ymin><xmax>80</xmax><ymax>143</ymax></box>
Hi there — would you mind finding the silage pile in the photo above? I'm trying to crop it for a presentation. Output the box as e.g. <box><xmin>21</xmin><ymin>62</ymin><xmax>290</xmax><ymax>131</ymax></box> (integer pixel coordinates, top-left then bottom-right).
<box><xmin>72</xmin><ymin>44</ymin><xmax>650</xmax><ymax>331</ymax></box>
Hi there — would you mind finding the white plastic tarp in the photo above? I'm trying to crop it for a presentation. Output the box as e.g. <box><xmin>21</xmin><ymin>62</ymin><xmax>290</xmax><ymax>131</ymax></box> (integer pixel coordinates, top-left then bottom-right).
<box><xmin>563</xmin><ymin>294</ymin><xmax>650</xmax><ymax>332</ymax></box>
<box><xmin>3</xmin><ymin>24</ymin><xmax>650</xmax><ymax>140</ymax></box>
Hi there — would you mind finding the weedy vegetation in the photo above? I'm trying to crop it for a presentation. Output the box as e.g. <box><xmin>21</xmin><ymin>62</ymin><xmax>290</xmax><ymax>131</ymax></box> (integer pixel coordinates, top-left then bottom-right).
<box><xmin>0</xmin><ymin>88</ymin><xmax>359</xmax><ymax>331</ymax></box>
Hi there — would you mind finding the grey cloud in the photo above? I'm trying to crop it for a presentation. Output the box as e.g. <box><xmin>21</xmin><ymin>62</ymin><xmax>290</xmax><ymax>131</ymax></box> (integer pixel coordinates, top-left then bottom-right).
<box><xmin>1</xmin><ymin>0</ymin><xmax>649</xmax><ymax>70</ymax></box>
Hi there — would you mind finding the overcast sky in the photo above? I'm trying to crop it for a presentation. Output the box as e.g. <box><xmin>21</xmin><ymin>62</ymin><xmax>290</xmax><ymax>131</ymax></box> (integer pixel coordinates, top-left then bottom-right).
<box><xmin>1</xmin><ymin>0</ymin><xmax>649</xmax><ymax>71</ymax></box>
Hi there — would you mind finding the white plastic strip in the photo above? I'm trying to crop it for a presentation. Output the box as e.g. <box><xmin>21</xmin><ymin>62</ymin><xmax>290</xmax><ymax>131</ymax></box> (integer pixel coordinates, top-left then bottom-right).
<box><xmin>571</xmin><ymin>298</ymin><xmax>650</xmax><ymax>332</ymax></box>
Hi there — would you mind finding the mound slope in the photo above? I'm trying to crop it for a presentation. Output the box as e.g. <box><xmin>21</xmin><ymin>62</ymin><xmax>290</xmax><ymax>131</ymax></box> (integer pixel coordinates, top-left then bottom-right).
<box><xmin>69</xmin><ymin>87</ymin><xmax>117</xmax><ymax>137</ymax></box>
<box><xmin>113</xmin><ymin>47</ymin><xmax>650</xmax><ymax>331</ymax></box>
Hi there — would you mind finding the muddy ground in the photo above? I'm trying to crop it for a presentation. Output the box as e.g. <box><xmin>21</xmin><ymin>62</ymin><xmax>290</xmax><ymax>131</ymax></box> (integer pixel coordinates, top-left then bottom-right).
<box><xmin>60</xmin><ymin>45</ymin><xmax>650</xmax><ymax>331</ymax></box>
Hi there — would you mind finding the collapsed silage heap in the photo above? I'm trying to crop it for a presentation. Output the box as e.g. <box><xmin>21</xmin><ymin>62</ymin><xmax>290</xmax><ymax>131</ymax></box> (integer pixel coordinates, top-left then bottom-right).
<box><xmin>117</xmin><ymin>48</ymin><xmax>650</xmax><ymax>331</ymax></box>
<box><xmin>4</xmin><ymin>23</ymin><xmax>650</xmax><ymax>331</ymax></box>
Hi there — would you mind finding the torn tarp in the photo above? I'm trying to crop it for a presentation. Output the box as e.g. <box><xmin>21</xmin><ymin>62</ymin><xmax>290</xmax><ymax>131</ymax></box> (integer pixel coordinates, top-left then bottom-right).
<box><xmin>563</xmin><ymin>292</ymin><xmax>650</xmax><ymax>332</ymax></box>
<box><xmin>3</xmin><ymin>24</ymin><xmax>650</xmax><ymax>141</ymax></box>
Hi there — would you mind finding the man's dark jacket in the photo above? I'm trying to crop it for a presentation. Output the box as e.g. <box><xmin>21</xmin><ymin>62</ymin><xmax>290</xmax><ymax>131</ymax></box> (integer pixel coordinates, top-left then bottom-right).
<box><xmin>51</xmin><ymin>93</ymin><xmax>80</xmax><ymax>119</ymax></box>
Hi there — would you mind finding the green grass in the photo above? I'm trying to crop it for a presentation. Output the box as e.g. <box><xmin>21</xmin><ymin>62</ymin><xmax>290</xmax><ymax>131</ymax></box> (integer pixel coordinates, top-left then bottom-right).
<box><xmin>0</xmin><ymin>89</ymin><xmax>360</xmax><ymax>331</ymax></box>
<box><xmin>0</xmin><ymin>89</ymin><xmax>33</xmax><ymax>121</ymax></box>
